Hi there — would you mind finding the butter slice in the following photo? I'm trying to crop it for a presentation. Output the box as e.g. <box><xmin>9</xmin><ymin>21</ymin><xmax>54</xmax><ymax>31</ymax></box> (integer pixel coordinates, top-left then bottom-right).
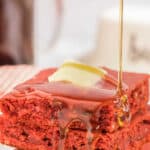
<box><xmin>48</xmin><ymin>61</ymin><xmax>107</xmax><ymax>87</ymax></box>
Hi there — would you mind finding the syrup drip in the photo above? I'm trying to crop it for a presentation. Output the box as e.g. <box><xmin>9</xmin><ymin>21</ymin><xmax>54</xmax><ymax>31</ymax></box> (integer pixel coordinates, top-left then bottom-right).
<box><xmin>52</xmin><ymin>100</ymin><xmax>94</xmax><ymax>150</ymax></box>
<box><xmin>116</xmin><ymin>0</ymin><xmax>131</xmax><ymax>128</ymax></box>
<box><xmin>118</xmin><ymin>0</ymin><xmax>124</xmax><ymax>95</ymax></box>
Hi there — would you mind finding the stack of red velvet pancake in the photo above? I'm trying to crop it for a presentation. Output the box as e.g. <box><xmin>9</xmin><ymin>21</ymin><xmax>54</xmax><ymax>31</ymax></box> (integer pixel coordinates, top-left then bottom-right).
<box><xmin>0</xmin><ymin>65</ymin><xmax>149</xmax><ymax>150</ymax></box>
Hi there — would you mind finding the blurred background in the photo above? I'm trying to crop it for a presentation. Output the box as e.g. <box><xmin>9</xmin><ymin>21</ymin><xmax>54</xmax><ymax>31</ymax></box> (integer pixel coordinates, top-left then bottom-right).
<box><xmin>0</xmin><ymin>0</ymin><xmax>149</xmax><ymax>72</ymax></box>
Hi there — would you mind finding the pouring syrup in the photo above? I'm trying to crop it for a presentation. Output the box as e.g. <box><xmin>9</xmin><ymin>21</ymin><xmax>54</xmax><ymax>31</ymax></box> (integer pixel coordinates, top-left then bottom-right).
<box><xmin>118</xmin><ymin>0</ymin><xmax>124</xmax><ymax>95</ymax></box>
<box><xmin>116</xmin><ymin>0</ymin><xmax>130</xmax><ymax>128</ymax></box>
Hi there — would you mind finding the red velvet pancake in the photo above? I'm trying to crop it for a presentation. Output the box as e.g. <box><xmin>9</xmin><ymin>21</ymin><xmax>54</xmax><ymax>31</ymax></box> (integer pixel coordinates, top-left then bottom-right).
<box><xmin>13</xmin><ymin>67</ymin><xmax>149</xmax><ymax>132</ymax></box>
<box><xmin>0</xmin><ymin>67</ymin><xmax>149</xmax><ymax>150</ymax></box>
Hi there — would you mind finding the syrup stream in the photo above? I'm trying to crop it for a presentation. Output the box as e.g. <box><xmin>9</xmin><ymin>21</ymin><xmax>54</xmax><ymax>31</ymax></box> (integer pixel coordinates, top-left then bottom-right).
<box><xmin>116</xmin><ymin>0</ymin><xmax>130</xmax><ymax>129</ymax></box>
<box><xmin>118</xmin><ymin>0</ymin><xmax>124</xmax><ymax>95</ymax></box>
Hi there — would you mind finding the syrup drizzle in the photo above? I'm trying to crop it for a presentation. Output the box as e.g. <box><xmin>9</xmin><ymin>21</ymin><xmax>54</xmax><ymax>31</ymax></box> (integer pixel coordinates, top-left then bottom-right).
<box><xmin>118</xmin><ymin>0</ymin><xmax>124</xmax><ymax>95</ymax></box>
<box><xmin>116</xmin><ymin>0</ymin><xmax>130</xmax><ymax>129</ymax></box>
<box><xmin>54</xmin><ymin>102</ymin><xmax>93</xmax><ymax>150</ymax></box>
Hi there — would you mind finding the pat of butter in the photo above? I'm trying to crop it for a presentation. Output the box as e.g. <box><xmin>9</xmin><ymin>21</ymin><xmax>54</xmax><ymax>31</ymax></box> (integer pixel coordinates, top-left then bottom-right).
<box><xmin>48</xmin><ymin>61</ymin><xmax>107</xmax><ymax>87</ymax></box>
